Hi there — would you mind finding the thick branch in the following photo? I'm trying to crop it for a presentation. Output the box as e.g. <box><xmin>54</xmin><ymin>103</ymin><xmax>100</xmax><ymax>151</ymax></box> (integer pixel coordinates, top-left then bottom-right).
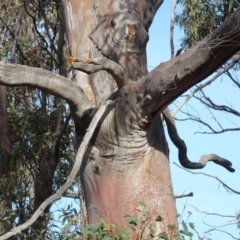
<box><xmin>70</xmin><ymin>57</ymin><xmax>127</xmax><ymax>89</ymax></box>
<box><xmin>172</xmin><ymin>54</ymin><xmax>240</xmax><ymax>117</ymax></box>
<box><xmin>0</xmin><ymin>61</ymin><xmax>91</xmax><ymax>120</ymax></box>
<box><xmin>163</xmin><ymin>108</ymin><xmax>235</xmax><ymax>172</ymax></box>
<box><xmin>0</xmin><ymin>100</ymin><xmax>113</xmax><ymax>240</ymax></box>
<box><xmin>140</xmin><ymin>7</ymin><xmax>240</xmax><ymax>115</ymax></box>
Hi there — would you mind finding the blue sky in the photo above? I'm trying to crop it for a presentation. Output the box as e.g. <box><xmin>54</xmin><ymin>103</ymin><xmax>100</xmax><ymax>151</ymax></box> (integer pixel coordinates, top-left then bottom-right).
<box><xmin>147</xmin><ymin>2</ymin><xmax>240</xmax><ymax>239</ymax></box>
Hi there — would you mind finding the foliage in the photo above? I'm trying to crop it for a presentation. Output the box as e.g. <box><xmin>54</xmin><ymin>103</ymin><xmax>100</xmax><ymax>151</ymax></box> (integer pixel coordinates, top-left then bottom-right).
<box><xmin>176</xmin><ymin>0</ymin><xmax>239</xmax><ymax>48</ymax></box>
<box><xmin>57</xmin><ymin>203</ymin><xmax>216</xmax><ymax>240</ymax></box>
<box><xmin>0</xmin><ymin>0</ymin><xmax>75</xmax><ymax>238</ymax></box>
<box><xmin>58</xmin><ymin>203</ymin><xmax>182</xmax><ymax>240</ymax></box>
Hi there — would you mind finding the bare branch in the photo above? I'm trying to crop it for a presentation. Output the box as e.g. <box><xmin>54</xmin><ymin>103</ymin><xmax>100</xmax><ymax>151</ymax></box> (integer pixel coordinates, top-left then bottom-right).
<box><xmin>175</xmin><ymin>192</ymin><xmax>193</xmax><ymax>199</ymax></box>
<box><xmin>227</xmin><ymin>70</ymin><xmax>240</xmax><ymax>88</ymax></box>
<box><xmin>0</xmin><ymin>100</ymin><xmax>113</xmax><ymax>240</ymax></box>
<box><xmin>204</xmin><ymin>228</ymin><xmax>239</xmax><ymax>240</ymax></box>
<box><xmin>175</xmin><ymin>111</ymin><xmax>240</xmax><ymax>134</ymax></box>
<box><xmin>196</xmin><ymin>90</ymin><xmax>240</xmax><ymax>117</ymax></box>
<box><xmin>0</xmin><ymin>61</ymin><xmax>91</xmax><ymax>119</ymax></box>
<box><xmin>163</xmin><ymin>108</ymin><xmax>235</xmax><ymax>172</ymax></box>
<box><xmin>70</xmin><ymin>57</ymin><xmax>127</xmax><ymax>89</ymax></box>
<box><xmin>172</xmin><ymin>54</ymin><xmax>240</xmax><ymax>117</ymax></box>
<box><xmin>63</xmin><ymin>192</ymin><xmax>79</xmax><ymax>199</ymax></box>
<box><xmin>187</xmin><ymin>204</ymin><xmax>236</xmax><ymax>218</ymax></box>
<box><xmin>174</xmin><ymin>162</ymin><xmax>240</xmax><ymax>194</ymax></box>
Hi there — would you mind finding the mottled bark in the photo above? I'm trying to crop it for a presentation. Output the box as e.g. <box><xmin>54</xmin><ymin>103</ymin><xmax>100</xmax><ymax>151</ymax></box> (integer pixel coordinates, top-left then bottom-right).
<box><xmin>63</xmin><ymin>0</ymin><xmax>176</xmax><ymax>233</ymax></box>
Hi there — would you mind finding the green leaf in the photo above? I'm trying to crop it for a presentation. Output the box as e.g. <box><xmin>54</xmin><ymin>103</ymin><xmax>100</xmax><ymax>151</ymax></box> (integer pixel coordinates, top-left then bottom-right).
<box><xmin>181</xmin><ymin>229</ymin><xmax>193</xmax><ymax>237</ymax></box>
<box><xmin>181</xmin><ymin>220</ymin><xmax>188</xmax><ymax>231</ymax></box>
<box><xmin>88</xmin><ymin>223</ymin><xmax>102</xmax><ymax>233</ymax></box>
<box><xmin>228</xmin><ymin>0</ymin><xmax>235</xmax><ymax>12</ymax></box>
<box><xmin>159</xmin><ymin>232</ymin><xmax>169</xmax><ymax>240</ymax></box>
<box><xmin>127</xmin><ymin>216</ymin><xmax>138</xmax><ymax>226</ymax></box>
<box><xmin>174</xmin><ymin>236</ymin><xmax>185</xmax><ymax>240</ymax></box>
<box><xmin>50</xmin><ymin>107</ymin><xmax>58</xmax><ymax>113</ymax></box>
<box><xmin>189</xmin><ymin>222</ymin><xmax>195</xmax><ymax>229</ymax></box>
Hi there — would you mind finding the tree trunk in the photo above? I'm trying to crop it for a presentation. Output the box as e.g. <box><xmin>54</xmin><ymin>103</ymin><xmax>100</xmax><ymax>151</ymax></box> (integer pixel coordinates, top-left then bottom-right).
<box><xmin>63</xmin><ymin>0</ymin><xmax>178</xmax><ymax>234</ymax></box>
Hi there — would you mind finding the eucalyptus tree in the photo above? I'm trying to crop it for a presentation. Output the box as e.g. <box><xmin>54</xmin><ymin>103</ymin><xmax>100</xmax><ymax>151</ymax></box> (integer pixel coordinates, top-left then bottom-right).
<box><xmin>0</xmin><ymin>0</ymin><xmax>240</xmax><ymax>239</ymax></box>
<box><xmin>0</xmin><ymin>1</ymin><xmax>74</xmax><ymax>238</ymax></box>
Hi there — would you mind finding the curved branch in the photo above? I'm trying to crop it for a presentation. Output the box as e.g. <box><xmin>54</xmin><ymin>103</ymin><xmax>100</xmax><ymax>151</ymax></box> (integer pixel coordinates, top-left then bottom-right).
<box><xmin>70</xmin><ymin>57</ymin><xmax>127</xmax><ymax>89</ymax></box>
<box><xmin>0</xmin><ymin>61</ymin><xmax>91</xmax><ymax>119</ymax></box>
<box><xmin>163</xmin><ymin>108</ymin><xmax>235</xmax><ymax>172</ymax></box>
<box><xmin>0</xmin><ymin>100</ymin><xmax>113</xmax><ymax>240</ymax></box>
<box><xmin>144</xmin><ymin>0</ymin><xmax>164</xmax><ymax>29</ymax></box>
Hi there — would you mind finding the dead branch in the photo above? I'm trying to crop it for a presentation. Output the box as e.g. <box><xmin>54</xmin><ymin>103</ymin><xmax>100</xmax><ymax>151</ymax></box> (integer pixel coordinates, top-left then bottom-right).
<box><xmin>0</xmin><ymin>100</ymin><xmax>113</xmax><ymax>240</ymax></box>
<box><xmin>196</xmin><ymin>90</ymin><xmax>240</xmax><ymax>117</ymax></box>
<box><xmin>204</xmin><ymin>229</ymin><xmax>239</xmax><ymax>240</ymax></box>
<box><xmin>163</xmin><ymin>108</ymin><xmax>235</xmax><ymax>172</ymax></box>
<box><xmin>63</xmin><ymin>192</ymin><xmax>79</xmax><ymax>199</ymax></box>
<box><xmin>227</xmin><ymin>70</ymin><xmax>240</xmax><ymax>88</ymax></box>
<box><xmin>175</xmin><ymin>192</ymin><xmax>193</xmax><ymax>199</ymax></box>
<box><xmin>173</xmin><ymin>162</ymin><xmax>239</xmax><ymax>194</ymax></box>
<box><xmin>186</xmin><ymin>204</ymin><xmax>236</xmax><ymax>218</ymax></box>
<box><xmin>175</xmin><ymin>111</ymin><xmax>240</xmax><ymax>134</ymax></box>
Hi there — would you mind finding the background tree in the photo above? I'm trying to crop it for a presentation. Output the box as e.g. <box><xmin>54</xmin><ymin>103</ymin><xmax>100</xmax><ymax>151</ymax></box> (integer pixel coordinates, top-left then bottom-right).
<box><xmin>0</xmin><ymin>0</ymin><xmax>239</xmax><ymax>239</ymax></box>
<box><xmin>0</xmin><ymin>1</ymin><xmax>76</xmax><ymax>238</ymax></box>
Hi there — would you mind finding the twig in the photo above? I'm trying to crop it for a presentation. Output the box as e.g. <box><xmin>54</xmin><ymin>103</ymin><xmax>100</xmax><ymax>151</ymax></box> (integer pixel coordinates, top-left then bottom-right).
<box><xmin>0</xmin><ymin>100</ymin><xmax>113</xmax><ymax>240</ymax></box>
<box><xmin>173</xmin><ymin>162</ymin><xmax>240</xmax><ymax>194</ymax></box>
<box><xmin>204</xmin><ymin>229</ymin><xmax>239</xmax><ymax>240</ymax></box>
<box><xmin>175</xmin><ymin>192</ymin><xmax>193</xmax><ymax>199</ymax></box>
